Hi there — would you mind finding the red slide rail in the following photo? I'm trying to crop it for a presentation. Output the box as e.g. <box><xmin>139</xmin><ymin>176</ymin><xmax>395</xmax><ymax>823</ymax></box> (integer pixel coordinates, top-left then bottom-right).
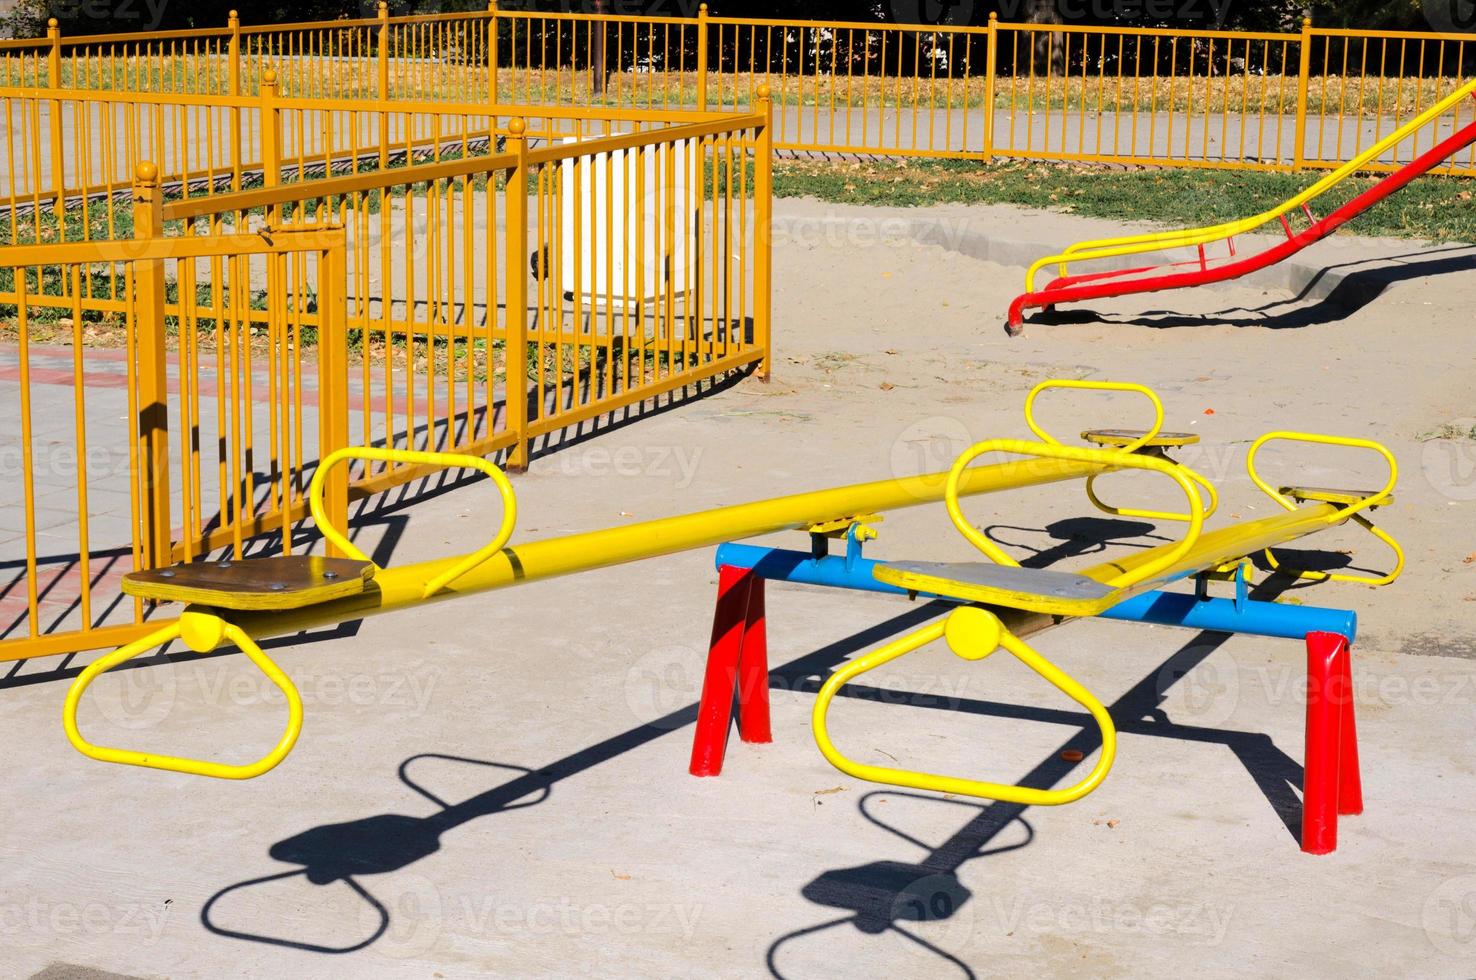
<box><xmin>1007</xmin><ymin>115</ymin><xmax>1476</xmax><ymax>335</ymax></box>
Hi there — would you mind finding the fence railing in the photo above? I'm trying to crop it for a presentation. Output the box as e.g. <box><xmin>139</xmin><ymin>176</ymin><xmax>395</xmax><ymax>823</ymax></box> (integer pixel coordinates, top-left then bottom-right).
<box><xmin>0</xmin><ymin>95</ymin><xmax>771</xmax><ymax>663</ymax></box>
<box><xmin>6</xmin><ymin>6</ymin><xmax>1475</xmax><ymax>173</ymax></box>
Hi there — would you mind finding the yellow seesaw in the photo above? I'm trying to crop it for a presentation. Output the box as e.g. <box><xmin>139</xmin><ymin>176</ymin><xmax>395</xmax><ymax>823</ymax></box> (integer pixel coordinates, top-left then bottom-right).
<box><xmin>59</xmin><ymin>379</ymin><xmax>1402</xmax><ymax>836</ymax></box>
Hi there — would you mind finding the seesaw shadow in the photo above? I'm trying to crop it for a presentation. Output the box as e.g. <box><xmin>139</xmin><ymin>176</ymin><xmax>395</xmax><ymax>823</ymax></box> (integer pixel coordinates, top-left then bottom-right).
<box><xmin>766</xmin><ymin>573</ymin><xmax>1310</xmax><ymax>977</ymax></box>
<box><xmin>198</xmin><ymin>603</ymin><xmax>952</xmax><ymax>953</ymax></box>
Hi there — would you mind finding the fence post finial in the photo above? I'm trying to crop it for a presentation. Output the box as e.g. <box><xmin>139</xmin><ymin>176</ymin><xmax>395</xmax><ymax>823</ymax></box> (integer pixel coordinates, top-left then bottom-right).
<box><xmin>696</xmin><ymin>3</ymin><xmax>711</xmax><ymax>110</ymax></box>
<box><xmin>1293</xmin><ymin>16</ymin><xmax>1314</xmax><ymax>172</ymax></box>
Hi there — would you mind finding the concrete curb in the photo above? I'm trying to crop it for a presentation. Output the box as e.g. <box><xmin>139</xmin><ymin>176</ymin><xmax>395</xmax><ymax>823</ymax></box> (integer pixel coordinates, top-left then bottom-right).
<box><xmin>895</xmin><ymin>212</ymin><xmax>1476</xmax><ymax>313</ymax></box>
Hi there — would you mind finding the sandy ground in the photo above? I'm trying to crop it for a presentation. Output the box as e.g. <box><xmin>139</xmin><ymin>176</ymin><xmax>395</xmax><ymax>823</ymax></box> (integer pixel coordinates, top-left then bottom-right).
<box><xmin>2</xmin><ymin>198</ymin><xmax>1475</xmax><ymax>978</ymax></box>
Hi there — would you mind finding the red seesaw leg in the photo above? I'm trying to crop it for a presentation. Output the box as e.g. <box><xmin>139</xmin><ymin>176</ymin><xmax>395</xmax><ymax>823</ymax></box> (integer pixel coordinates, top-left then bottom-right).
<box><xmin>1336</xmin><ymin>636</ymin><xmax>1363</xmax><ymax>816</ymax></box>
<box><xmin>1302</xmin><ymin>632</ymin><xmax>1359</xmax><ymax>854</ymax></box>
<box><xmin>736</xmin><ymin>576</ymin><xmax>772</xmax><ymax>745</ymax></box>
<box><xmin>690</xmin><ymin>565</ymin><xmax>770</xmax><ymax>776</ymax></box>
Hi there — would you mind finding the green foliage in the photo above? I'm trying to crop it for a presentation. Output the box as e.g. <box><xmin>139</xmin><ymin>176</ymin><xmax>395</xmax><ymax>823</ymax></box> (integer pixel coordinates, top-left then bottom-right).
<box><xmin>772</xmin><ymin>157</ymin><xmax>1476</xmax><ymax>242</ymax></box>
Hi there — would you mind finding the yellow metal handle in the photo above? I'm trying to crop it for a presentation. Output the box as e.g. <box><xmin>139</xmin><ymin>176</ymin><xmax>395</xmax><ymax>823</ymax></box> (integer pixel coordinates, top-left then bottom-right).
<box><xmin>1246</xmin><ymin>431</ymin><xmax>1397</xmax><ymax>521</ymax></box>
<box><xmin>62</xmin><ymin>611</ymin><xmax>303</xmax><ymax>780</ymax></box>
<box><xmin>1085</xmin><ymin>465</ymin><xmax>1220</xmax><ymax>523</ymax></box>
<box><xmin>309</xmin><ymin>447</ymin><xmax>518</xmax><ymax>598</ymax></box>
<box><xmin>945</xmin><ymin>439</ymin><xmax>1204</xmax><ymax>590</ymax></box>
<box><xmin>811</xmin><ymin>607</ymin><xmax>1117</xmax><ymax>806</ymax></box>
<box><xmin>1247</xmin><ymin>431</ymin><xmax>1402</xmax><ymax>587</ymax></box>
<box><xmin>1262</xmin><ymin>514</ymin><xmax>1405</xmax><ymax>587</ymax></box>
<box><xmin>1023</xmin><ymin>379</ymin><xmax>1165</xmax><ymax>453</ymax></box>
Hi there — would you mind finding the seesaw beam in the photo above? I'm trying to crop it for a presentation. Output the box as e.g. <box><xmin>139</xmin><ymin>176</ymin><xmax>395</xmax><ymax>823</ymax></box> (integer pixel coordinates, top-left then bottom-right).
<box><xmin>222</xmin><ymin>456</ymin><xmax>1115</xmax><ymax>644</ymax></box>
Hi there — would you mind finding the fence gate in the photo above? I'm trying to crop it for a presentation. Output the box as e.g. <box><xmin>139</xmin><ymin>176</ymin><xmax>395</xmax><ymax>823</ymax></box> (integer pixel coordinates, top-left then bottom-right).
<box><xmin>0</xmin><ymin>176</ymin><xmax>348</xmax><ymax>664</ymax></box>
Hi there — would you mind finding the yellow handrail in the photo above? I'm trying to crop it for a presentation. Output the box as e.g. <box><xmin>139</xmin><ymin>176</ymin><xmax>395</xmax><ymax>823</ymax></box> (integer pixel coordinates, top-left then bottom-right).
<box><xmin>1023</xmin><ymin>379</ymin><xmax>1165</xmax><ymax>452</ymax></box>
<box><xmin>811</xmin><ymin>607</ymin><xmax>1117</xmax><ymax>806</ymax></box>
<box><xmin>62</xmin><ymin>611</ymin><xmax>303</xmax><ymax>779</ymax></box>
<box><xmin>1024</xmin><ymin>74</ymin><xmax>1476</xmax><ymax>291</ymax></box>
<box><xmin>309</xmin><ymin>447</ymin><xmax>518</xmax><ymax>599</ymax></box>
<box><xmin>944</xmin><ymin>439</ymin><xmax>1205</xmax><ymax>591</ymax></box>
<box><xmin>1085</xmin><ymin>465</ymin><xmax>1220</xmax><ymax>524</ymax></box>
<box><xmin>1246</xmin><ymin>431</ymin><xmax>1403</xmax><ymax>587</ymax></box>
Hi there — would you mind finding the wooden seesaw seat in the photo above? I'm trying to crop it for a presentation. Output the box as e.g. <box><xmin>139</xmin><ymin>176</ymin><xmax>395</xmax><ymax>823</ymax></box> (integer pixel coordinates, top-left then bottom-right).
<box><xmin>123</xmin><ymin>556</ymin><xmax>376</xmax><ymax>611</ymax></box>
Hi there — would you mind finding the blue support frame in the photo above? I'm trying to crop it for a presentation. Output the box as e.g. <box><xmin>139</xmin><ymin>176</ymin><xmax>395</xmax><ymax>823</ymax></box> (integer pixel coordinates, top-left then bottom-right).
<box><xmin>713</xmin><ymin>543</ymin><xmax>1357</xmax><ymax>643</ymax></box>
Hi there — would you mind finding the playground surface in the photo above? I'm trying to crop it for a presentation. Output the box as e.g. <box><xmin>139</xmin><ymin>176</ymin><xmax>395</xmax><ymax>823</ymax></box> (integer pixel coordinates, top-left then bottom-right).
<box><xmin>3</xmin><ymin>197</ymin><xmax>1476</xmax><ymax>977</ymax></box>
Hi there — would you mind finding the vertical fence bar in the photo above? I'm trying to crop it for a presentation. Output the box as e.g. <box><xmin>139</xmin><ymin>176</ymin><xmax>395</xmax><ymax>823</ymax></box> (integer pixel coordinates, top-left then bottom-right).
<box><xmin>696</xmin><ymin>3</ymin><xmax>710</xmax><ymax>111</ymax></box>
<box><xmin>229</xmin><ymin>9</ymin><xmax>243</xmax><ymax>191</ymax></box>
<box><xmin>317</xmin><ymin>235</ymin><xmax>350</xmax><ymax>556</ymax></box>
<box><xmin>505</xmin><ymin>119</ymin><xmax>530</xmax><ymax>471</ymax></box>
<box><xmin>1293</xmin><ymin>17</ymin><xmax>1313</xmax><ymax>171</ymax></box>
<box><xmin>132</xmin><ymin>162</ymin><xmax>173</xmax><ymax>571</ymax></box>
<box><xmin>488</xmin><ymin>0</ymin><xmax>499</xmax><ymax>105</ymax></box>
<box><xmin>47</xmin><ymin>18</ymin><xmax>65</xmax><ymax>218</ymax></box>
<box><xmin>754</xmin><ymin>86</ymin><xmax>772</xmax><ymax>381</ymax></box>
<box><xmin>984</xmin><ymin>12</ymin><xmax>998</xmax><ymax>162</ymax></box>
<box><xmin>378</xmin><ymin>0</ymin><xmax>391</xmax><ymax>167</ymax></box>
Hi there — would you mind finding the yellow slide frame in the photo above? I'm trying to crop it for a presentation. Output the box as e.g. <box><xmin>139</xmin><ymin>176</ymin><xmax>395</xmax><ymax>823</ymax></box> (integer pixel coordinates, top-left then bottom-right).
<box><xmin>1023</xmin><ymin>75</ymin><xmax>1476</xmax><ymax>293</ymax></box>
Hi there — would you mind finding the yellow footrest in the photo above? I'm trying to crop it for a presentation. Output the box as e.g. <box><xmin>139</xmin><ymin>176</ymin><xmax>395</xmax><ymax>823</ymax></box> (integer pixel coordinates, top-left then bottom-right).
<box><xmin>122</xmin><ymin>556</ymin><xmax>376</xmax><ymax>610</ymax></box>
<box><xmin>874</xmin><ymin>560</ymin><xmax>1120</xmax><ymax>617</ymax></box>
<box><xmin>1281</xmin><ymin>485</ymin><xmax>1394</xmax><ymax>509</ymax></box>
<box><xmin>1083</xmin><ymin>428</ymin><xmax>1200</xmax><ymax>450</ymax></box>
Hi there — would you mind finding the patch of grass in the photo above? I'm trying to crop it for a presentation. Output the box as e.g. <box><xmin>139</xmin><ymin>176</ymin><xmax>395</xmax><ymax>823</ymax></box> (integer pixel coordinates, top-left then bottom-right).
<box><xmin>1418</xmin><ymin>422</ymin><xmax>1476</xmax><ymax>441</ymax></box>
<box><xmin>772</xmin><ymin>157</ymin><xmax>1476</xmax><ymax>242</ymax></box>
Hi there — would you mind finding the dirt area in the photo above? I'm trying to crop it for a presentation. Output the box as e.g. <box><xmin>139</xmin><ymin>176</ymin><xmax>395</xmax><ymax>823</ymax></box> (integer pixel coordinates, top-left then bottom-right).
<box><xmin>2</xmin><ymin>198</ymin><xmax>1474</xmax><ymax>978</ymax></box>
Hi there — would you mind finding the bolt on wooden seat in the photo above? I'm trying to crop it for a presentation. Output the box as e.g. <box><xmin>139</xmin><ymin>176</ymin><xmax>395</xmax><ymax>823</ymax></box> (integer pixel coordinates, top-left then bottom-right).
<box><xmin>1280</xmin><ymin>486</ymin><xmax>1394</xmax><ymax>509</ymax></box>
<box><xmin>122</xmin><ymin>556</ymin><xmax>376</xmax><ymax>611</ymax></box>
<box><xmin>1082</xmin><ymin>428</ymin><xmax>1200</xmax><ymax>450</ymax></box>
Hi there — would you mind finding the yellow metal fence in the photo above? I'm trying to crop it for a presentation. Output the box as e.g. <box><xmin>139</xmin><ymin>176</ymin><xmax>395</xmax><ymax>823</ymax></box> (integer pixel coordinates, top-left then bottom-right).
<box><xmin>0</xmin><ymin>95</ymin><xmax>771</xmax><ymax>663</ymax></box>
<box><xmin>6</xmin><ymin>8</ymin><xmax>1474</xmax><ymax>172</ymax></box>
